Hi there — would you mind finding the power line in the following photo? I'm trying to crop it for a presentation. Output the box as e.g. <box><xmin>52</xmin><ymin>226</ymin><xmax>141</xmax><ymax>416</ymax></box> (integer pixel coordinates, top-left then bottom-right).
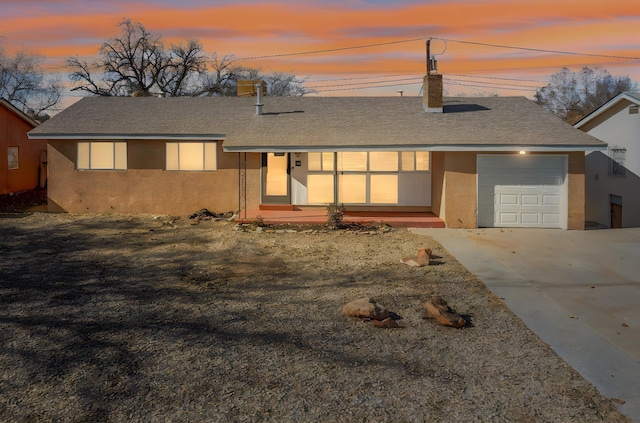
<box><xmin>446</xmin><ymin>80</ymin><xmax>537</xmax><ymax>93</ymax></box>
<box><xmin>316</xmin><ymin>81</ymin><xmax>423</xmax><ymax>93</ymax></box>
<box><xmin>306</xmin><ymin>74</ymin><xmax>422</xmax><ymax>84</ymax></box>
<box><xmin>236</xmin><ymin>37</ymin><xmax>427</xmax><ymax>61</ymax></box>
<box><xmin>447</xmin><ymin>73</ymin><xmax>546</xmax><ymax>83</ymax></box>
<box><xmin>446</xmin><ymin>77</ymin><xmax>540</xmax><ymax>89</ymax></box>
<box><xmin>431</xmin><ymin>37</ymin><xmax>640</xmax><ymax>61</ymax></box>
<box><xmin>309</xmin><ymin>77</ymin><xmax>422</xmax><ymax>89</ymax></box>
<box><xmin>236</xmin><ymin>35</ymin><xmax>640</xmax><ymax>63</ymax></box>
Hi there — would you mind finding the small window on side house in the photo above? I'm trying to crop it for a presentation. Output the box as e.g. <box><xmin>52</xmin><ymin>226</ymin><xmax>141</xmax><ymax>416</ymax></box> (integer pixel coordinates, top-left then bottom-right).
<box><xmin>8</xmin><ymin>147</ymin><xmax>18</xmax><ymax>170</ymax></box>
<box><xmin>166</xmin><ymin>142</ymin><xmax>217</xmax><ymax>171</ymax></box>
<box><xmin>77</xmin><ymin>142</ymin><xmax>127</xmax><ymax>170</ymax></box>
<box><xmin>608</xmin><ymin>146</ymin><xmax>626</xmax><ymax>177</ymax></box>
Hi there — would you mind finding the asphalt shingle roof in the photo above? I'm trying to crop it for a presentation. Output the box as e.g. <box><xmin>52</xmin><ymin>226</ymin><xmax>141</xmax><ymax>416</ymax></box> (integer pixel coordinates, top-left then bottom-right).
<box><xmin>29</xmin><ymin>95</ymin><xmax>606</xmax><ymax>151</ymax></box>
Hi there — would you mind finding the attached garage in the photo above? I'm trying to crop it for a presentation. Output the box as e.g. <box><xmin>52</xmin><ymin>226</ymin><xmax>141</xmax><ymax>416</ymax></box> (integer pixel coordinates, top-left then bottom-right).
<box><xmin>477</xmin><ymin>155</ymin><xmax>568</xmax><ymax>229</ymax></box>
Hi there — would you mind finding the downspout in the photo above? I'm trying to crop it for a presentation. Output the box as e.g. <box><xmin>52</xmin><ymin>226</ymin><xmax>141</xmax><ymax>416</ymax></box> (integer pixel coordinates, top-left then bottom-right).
<box><xmin>333</xmin><ymin>152</ymin><xmax>338</xmax><ymax>205</ymax></box>
<box><xmin>244</xmin><ymin>152</ymin><xmax>247</xmax><ymax>220</ymax></box>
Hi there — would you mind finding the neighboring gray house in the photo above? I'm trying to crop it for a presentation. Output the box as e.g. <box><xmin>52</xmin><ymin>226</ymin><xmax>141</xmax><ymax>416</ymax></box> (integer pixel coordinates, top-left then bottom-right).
<box><xmin>574</xmin><ymin>92</ymin><xmax>640</xmax><ymax>228</ymax></box>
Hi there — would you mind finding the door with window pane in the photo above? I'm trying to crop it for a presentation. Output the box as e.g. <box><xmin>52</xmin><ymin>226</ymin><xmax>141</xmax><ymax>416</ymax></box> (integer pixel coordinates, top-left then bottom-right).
<box><xmin>261</xmin><ymin>153</ymin><xmax>290</xmax><ymax>204</ymax></box>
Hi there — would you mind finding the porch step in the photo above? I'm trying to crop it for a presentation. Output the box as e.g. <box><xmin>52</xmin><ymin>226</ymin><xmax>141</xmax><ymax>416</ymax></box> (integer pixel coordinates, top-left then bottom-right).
<box><xmin>258</xmin><ymin>204</ymin><xmax>297</xmax><ymax>211</ymax></box>
<box><xmin>237</xmin><ymin>210</ymin><xmax>445</xmax><ymax>228</ymax></box>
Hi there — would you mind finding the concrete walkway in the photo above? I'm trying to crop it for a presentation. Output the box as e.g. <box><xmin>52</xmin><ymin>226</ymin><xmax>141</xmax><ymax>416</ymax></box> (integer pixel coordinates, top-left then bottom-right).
<box><xmin>412</xmin><ymin>227</ymin><xmax>640</xmax><ymax>422</ymax></box>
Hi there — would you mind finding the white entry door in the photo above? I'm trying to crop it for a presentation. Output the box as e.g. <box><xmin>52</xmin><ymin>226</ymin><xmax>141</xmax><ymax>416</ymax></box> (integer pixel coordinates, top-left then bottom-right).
<box><xmin>477</xmin><ymin>155</ymin><xmax>567</xmax><ymax>228</ymax></box>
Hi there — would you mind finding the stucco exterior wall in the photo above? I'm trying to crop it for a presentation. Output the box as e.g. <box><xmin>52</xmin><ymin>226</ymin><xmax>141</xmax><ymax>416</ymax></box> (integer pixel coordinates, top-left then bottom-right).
<box><xmin>567</xmin><ymin>151</ymin><xmax>586</xmax><ymax>230</ymax></box>
<box><xmin>47</xmin><ymin>139</ymin><xmax>261</xmax><ymax>215</ymax></box>
<box><xmin>441</xmin><ymin>152</ymin><xmax>478</xmax><ymax>228</ymax></box>
<box><xmin>1</xmin><ymin>106</ymin><xmax>44</xmax><ymax>194</ymax></box>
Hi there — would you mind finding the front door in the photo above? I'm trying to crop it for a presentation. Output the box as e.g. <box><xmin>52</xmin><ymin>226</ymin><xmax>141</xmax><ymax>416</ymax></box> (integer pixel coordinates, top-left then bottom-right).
<box><xmin>261</xmin><ymin>153</ymin><xmax>290</xmax><ymax>204</ymax></box>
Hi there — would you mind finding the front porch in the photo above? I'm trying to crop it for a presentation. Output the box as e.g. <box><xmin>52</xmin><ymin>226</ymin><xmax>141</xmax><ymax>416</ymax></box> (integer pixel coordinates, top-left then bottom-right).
<box><xmin>235</xmin><ymin>207</ymin><xmax>445</xmax><ymax>228</ymax></box>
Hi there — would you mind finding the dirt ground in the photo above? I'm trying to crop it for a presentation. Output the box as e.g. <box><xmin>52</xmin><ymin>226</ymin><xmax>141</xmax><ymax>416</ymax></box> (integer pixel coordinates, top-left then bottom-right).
<box><xmin>0</xmin><ymin>202</ymin><xmax>630</xmax><ymax>422</ymax></box>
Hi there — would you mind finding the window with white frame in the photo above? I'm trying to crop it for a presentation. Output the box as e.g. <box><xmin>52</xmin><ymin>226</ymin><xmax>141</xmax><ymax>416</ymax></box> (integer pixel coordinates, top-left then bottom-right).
<box><xmin>8</xmin><ymin>147</ymin><xmax>18</xmax><ymax>170</ymax></box>
<box><xmin>306</xmin><ymin>151</ymin><xmax>430</xmax><ymax>205</ymax></box>
<box><xmin>608</xmin><ymin>146</ymin><xmax>626</xmax><ymax>177</ymax></box>
<box><xmin>166</xmin><ymin>142</ymin><xmax>217</xmax><ymax>171</ymax></box>
<box><xmin>77</xmin><ymin>142</ymin><xmax>127</xmax><ymax>170</ymax></box>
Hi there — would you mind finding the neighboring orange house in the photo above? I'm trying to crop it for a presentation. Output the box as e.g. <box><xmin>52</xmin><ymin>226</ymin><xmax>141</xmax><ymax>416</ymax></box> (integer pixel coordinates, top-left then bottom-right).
<box><xmin>0</xmin><ymin>99</ymin><xmax>46</xmax><ymax>195</ymax></box>
<box><xmin>28</xmin><ymin>74</ymin><xmax>607</xmax><ymax>229</ymax></box>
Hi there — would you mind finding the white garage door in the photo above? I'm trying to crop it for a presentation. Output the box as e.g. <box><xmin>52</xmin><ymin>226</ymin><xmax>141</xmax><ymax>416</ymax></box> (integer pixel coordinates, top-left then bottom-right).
<box><xmin>477</xmin><ymin>155</ymin><xmax>567</xmax><ymax>229</ymax></box>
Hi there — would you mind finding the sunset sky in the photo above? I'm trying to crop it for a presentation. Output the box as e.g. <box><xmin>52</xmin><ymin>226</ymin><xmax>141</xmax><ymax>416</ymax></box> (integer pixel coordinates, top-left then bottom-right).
<box><xmin>1</xmin><ymin>0</ymin><xmax>639</xmax><ymax>106</ymax></box>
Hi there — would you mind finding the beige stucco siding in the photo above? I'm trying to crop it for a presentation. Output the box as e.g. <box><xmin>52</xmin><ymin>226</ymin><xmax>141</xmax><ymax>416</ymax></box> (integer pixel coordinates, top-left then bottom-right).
<box><xmin>47</xmin><ymin>139</ymin><xmax>261</xmax><ymax>215</ymax></box>
<box><xmin>567</xmin><ymin>151</ymin><xmax>586</xmax><ymax>230</ymax></box>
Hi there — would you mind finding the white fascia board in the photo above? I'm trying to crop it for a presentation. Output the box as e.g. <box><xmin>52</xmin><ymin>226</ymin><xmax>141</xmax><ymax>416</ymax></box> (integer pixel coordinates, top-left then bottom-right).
<box><xmin>223</xmin><ymin>144</ymin><xmax>607</xmax><ymax>153</ymax></box>
<box><xmin>28</xmin><ymin>133</ymin><xmax>226</xmax><ymax>141</ymax></box>
<box><xmin>574</xmin><ymin>92</ymin><xmax>640</xmax><ymax>129</ymax></box>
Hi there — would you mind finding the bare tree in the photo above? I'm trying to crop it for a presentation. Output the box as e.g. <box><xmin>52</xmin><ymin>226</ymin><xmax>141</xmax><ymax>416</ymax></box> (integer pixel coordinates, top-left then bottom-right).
<box><xmin>0</xmin><ymin>46</ymin><xmax>62</xmax><ymax>116</ymax></box>
<box><xmin>535</xmin><ymin>66</ymin><xmax>638</xmax><ymax>124</ymax></box>
<box><xmin>188</xmin><ymin>53</ymin><xmax>251</xmax><ymax>97</ymax></box>
<box><xmin>263</xmin><ymin>71</ymin><xmax>314</xmax><ymax>96</ymax></box>
<box><xmin>68</xmin><ymin>18</ymin><xmax>312</xmax><ymax>98</ymax></box>
<box><xmin>68</xmin><ymin>19</ymin><xmax>206</xmax><ymax>97</ymax></box>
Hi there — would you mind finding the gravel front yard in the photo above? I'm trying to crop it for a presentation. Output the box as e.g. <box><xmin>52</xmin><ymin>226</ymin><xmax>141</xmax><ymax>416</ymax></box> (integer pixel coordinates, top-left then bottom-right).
<box><xmin>0</xmin><ymin>213</ymin><xmax>629</xmax><ymax>422</ymax></box>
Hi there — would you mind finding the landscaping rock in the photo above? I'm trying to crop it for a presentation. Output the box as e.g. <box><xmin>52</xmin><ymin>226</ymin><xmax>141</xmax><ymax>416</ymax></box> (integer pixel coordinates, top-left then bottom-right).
<box><xmin>342</xmin><ymin>297</ymin><xmax>390</xmax><ymax>321</ymax></box>
<box><xmin>372</xmin><ymin>317</ymin><xmax>400</xmax><ymax>329</ymax></box>
<box><xmin>423</xmin><ymin>296</ymin><xmax>467</xmax><ymax>328</ymax></box>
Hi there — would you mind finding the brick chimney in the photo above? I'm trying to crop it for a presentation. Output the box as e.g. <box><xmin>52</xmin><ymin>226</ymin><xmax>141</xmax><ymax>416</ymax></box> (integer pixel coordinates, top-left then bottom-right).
<box><xmin>423</xmin><ymin>40</ymin><xmax>443</xmax><ymax>113</ymax></box>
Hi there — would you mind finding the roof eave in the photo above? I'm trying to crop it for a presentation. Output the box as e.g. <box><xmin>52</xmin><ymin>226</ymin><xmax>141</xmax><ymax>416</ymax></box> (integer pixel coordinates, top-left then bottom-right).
<box><xmin>28</xmin><ymin>133</ymin><xmax>226</xmax><ymax>141</ymax></box>
<box><xmin>223</xmin><ymin>144</ymin><xmax>607</xmax><ymax>153</ymax></box>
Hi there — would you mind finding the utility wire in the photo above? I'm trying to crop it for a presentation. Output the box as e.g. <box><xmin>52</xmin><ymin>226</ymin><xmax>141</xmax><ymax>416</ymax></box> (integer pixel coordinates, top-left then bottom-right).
<box><xmin>316</xmin><ymin>81</ymin><xmax>423</xmax><ymax>93</ymax></box>
<box><xmin>430</xmin><ymin>37</ymin><xmax>640</xmax><ymax>61</ymax></box>
<box><xmin>236</xmin><ymin>36</ymin><xmax>640</xmax><ymax>63</ymax></box>
<box><xmin>236</xmin><ymin>37</ymin><xmax>427</xmax><ymax>61</ymax></box>
<box><xmin>309</xmin><ymin>77</ymin><xmax>422</xmax><ymax>89</ymax></box>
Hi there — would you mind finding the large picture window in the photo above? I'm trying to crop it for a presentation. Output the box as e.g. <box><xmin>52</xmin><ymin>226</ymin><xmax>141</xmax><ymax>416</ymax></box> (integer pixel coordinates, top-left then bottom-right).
<box><xmin>166</xmin><ymin>142</ymin><xmax>217</xmax><ymax>171</ymax></box>
<box><xmin>306</xmin><ymin>151</ymin><xmax>430</xmax><ymax>205</ymax></box>
<box><xmin>77</xmin><ymin>142</ymin><xmax>127</xmax><ymax>170</ymax></box>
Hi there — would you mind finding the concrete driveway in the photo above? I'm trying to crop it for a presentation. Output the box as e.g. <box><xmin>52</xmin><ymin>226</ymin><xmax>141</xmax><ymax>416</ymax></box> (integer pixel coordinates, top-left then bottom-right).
<box><xmin>413</xmin><ymin>227</ymin><xmax>640</xmax><ymax>422</ymax></box>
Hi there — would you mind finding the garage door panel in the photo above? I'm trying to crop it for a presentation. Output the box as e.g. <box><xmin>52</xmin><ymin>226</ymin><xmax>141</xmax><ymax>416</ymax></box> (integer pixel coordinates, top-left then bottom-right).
<box><xmin>498</xmin><ymin>213</ymin><xmax>519</xmax><ymax>224</ymax></box>
<box><xmin>542</xmin><ymin>194</ymin><xmax>560</xmax><ymax>206</ymax></box>
<box><xmin>477</xmin><ymin>155</ymin><xmax>567</xmax><ymax>229</ymax></box>
<box><xmin>521</xmin><ymin>194</ymin><xmax>540</xmax><ymax>205</ymax></box>
<box><xmin>542</xmin><ymin>214</ymin><xmax>560</xmax><ymax>224</ymax></box>
<box><xmin>521</xmin><ymin>213</ymin><xmax>541</xmax><ymax>224</ymax></box>
<box><xmin>499</xmin><ymin>194</ymin><xmax>519</xmax><ymax>205</ymax></box>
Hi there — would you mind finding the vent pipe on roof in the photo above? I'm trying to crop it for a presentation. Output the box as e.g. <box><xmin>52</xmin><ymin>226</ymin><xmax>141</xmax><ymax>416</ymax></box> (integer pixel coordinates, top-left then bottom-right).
<box><xmin>255</xmin><ymin>82</ymin><xmax>263</xmax><ymax>115</ymax></box>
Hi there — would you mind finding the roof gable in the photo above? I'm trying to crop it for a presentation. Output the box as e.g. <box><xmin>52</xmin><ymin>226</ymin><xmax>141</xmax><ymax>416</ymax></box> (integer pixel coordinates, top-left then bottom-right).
<box><xmin>0</xmin><ymin>98</ymin><xmax>39</xmax><ymax>128</ymax></box>
<box><xmin>574</xmin><ymin>91</ymin><xmax>640</xmax><ymax>130</ymax></box>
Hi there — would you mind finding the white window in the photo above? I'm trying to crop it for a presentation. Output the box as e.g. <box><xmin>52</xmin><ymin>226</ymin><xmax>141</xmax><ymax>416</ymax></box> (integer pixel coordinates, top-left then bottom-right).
<box><xmin>401</xmin><ymin>151</ymin><xmax>430</xmax><ymax>171</ymax></box>
<box><xmin>8</xmin><ymin>147</ymin><xmax>18</xmax><ymax>170</ymax></box>
<box><xmin>307</xmin><ymin>152</ymin><xmax>334</xmax><ymax>171</ymax></box>
<box><xmin>77</xmin><ymin>142</ymin><xmax>127</xmax><ymax>170</ymax></box>
<box><xmin>166</xmin><ymin>142</ymin><xmax>217</xmax><ymax>171</ymax></box>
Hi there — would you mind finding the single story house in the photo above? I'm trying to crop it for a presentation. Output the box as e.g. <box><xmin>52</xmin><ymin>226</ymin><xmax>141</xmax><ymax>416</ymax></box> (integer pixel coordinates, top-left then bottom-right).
<box><xmin>28</xmin><ymin>74</ymin><xmax>606</xmax><ymax>229</ymax></box>
<box><xmin>574</xmin><ymin>92</ymin><xmax>640</xmax><ymax>228</ymax></box>
<box><xmin>1</xmin><ymin>98</ymin><xmax>46</xmax><ymax>194</ymax></box>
